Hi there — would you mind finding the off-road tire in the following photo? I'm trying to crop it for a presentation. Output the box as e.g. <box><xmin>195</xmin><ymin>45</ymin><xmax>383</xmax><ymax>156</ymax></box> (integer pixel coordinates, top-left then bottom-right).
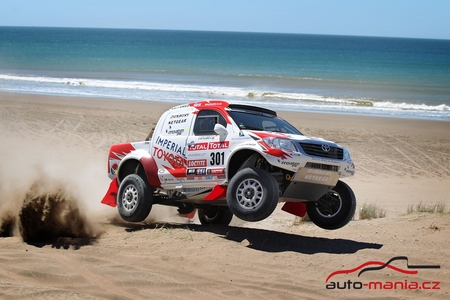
<box><xmin>227</xmin><ymin>167</ymin><xmax>279</xmax><ymax>222</ymax></box>
<box><xmin>117</xmin><ymin>174</ymin><xmax>153</xmax><ymax>222</ymax></box>
<box><xmin>198</xmin><ymin>207</ymin><xmax>234</xmax><ymax>225</ymax></box>
<box><xmin>306</xmin><ymin>180</ymin><xmax>356</xmax><ymax>230</ymax></box>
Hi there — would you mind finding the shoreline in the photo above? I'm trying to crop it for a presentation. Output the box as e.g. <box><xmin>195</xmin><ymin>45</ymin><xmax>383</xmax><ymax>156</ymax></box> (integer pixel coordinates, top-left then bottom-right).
<box><xmin>2</xmin><ymin>90</ymin><xmax>450</xmax><ymax>122</ymax></box>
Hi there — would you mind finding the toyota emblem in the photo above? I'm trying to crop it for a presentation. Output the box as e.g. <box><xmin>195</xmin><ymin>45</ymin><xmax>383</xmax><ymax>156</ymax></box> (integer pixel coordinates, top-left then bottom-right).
<box><xmin>321</xmin><ymin>144</ymin><xmax>331</xmax><ymax>152</ymax></box>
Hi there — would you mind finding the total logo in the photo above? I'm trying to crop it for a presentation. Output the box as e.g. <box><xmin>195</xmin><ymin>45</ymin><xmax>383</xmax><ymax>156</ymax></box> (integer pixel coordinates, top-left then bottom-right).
<box><xmin>188</xmin><ymin>141</ymin><xmax>230</xmax><ymax>151</ymax></box>
<box><xmin>208</xmin><ymin>141</ymin><xmax>229</xmax><ymax>149</ymax></box>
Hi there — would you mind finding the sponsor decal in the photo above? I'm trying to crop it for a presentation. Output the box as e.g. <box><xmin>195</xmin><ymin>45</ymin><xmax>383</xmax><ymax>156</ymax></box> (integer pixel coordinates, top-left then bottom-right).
<box><xmin>152</xmin><ymin>146</ymin><xmax>186</xmax><ymax>169</ymax></box>
<box><xmin>170</xmin><ymin>113</ymin><xmax>190</xmax><ymax>118</ymax></box>
<box><xmin>165</xmin><ymin>128</ymin><xmax>185</xmax><ymax>135</ymax></box>
<box><xmin>168</xmin><ymin>119</ymin><xmax>187</xmax><ymax>125</ymax></box>
<box><xmin>312</xmin><ymin>157</ymin><xmax>339</xmax><ymax>163</ymax></box>
<box><xmin>196</xmin><ymin>168</ymin><xmax>207</xmax><ymax>175</ymax></box>
<box><xmin>191</xmin><ymin>100</ymin><xmax>228</xmax><ymax>108</ymax></box>
<box><xmin>307</xmin><ymin>169</ymin><xmax>332</xmax><ymax>176</ymax></box>
<box><xmin>325</xmin><ymin>256</ymin><xmax>440</xmax><ymax>291</ymax></box>
<box><xmin>110</xmin><ymin>163</ymin><xmax>118</xmax><ymax>175</ymax></box>
<box><xmin>208</xmin><ymin>141</ymin><xmax>229</xmax><ymax>150</ymax></box>
<box><xmin>187</xmin><ymin>168</ymin><xmax>207</xmax><ymax>176</ymax></box>
<box><xmin>236</xmin><ymin>142</ymin><xmax>258</xmax><ymax>147</ymax></box>
<box><xmin>304</xmin><ymin>174</ymin><xmax>331</xmax><ymax>183</ymax></box>
<box><xmin>188</xmin><ymin>142</ymin><xmax>208</xmax><ymax>151</ymax></box>
<box><xmin>208</xmin><ymin>168</ymin><xmax>225</xmax><ymax>175</ymax></box>
<box><xmin>281</xmin><ymin>161</ymin><xmax>300</xmax><ymax>168</ymax></box>
<box><xmin>187</xmin><ymin>159</ymin><xmax>207</xmax><ymax>167</ymax></box>
<box><xmin>182</xmin><ymin>187</ymin><xmax>208</xmax><ymax>193</ymax></box>
<box><xmin>171</xmin><ymin>104</ymin><xmax>189</xmax><ymax>110</ymax></box>
<box><xmin>155</xmin><ymin>136</ymin><xmax>186</xmax><ymax>157</ymax></box>
<box><xmin>198</xmin><ymin>135</ymin><xmax>216</xmax><ymax>140</ymax></box>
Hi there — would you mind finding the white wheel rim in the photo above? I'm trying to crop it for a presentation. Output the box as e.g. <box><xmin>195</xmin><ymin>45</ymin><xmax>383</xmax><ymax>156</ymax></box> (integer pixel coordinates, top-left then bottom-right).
<box><xmin>235</xmin><ymin>178</ymin><xmax>264</xmax><ymax>209</ymax></box>
<box><xmin>122</xmin><ymin>184</ymin><xmax>139</xmax><ymax>212</ymax></box>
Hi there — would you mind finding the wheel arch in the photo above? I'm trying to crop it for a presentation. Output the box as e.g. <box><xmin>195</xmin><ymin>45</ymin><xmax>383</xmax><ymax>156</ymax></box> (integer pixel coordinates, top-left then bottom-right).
<box><xmin>117</xmin><ymin>158</ymin><xmax>141</xmax><ymax>183</ymax></box>
<box><xmin>117</xmin><ymin>154</ymin><xmax>161</xmax><ymax>188</ymax></box>
<box><xmin>227</xmin><ymin>149</ymin><xmax>265</xmax><ymax>181</ymax></box>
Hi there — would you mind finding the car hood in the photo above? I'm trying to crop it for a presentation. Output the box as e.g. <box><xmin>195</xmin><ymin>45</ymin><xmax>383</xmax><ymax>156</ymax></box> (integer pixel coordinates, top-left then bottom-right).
<box><xmin>247</xmin><ymin>130</ymin><xmax>339</xmax><ymax>146</ymax></box>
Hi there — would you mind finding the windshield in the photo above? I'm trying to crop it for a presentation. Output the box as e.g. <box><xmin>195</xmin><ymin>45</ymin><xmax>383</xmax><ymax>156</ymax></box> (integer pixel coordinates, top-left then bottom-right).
<box><xmin>228</xmin><ymin>109</ymin><xmax>302</xmax><ymax>135</ymax></box>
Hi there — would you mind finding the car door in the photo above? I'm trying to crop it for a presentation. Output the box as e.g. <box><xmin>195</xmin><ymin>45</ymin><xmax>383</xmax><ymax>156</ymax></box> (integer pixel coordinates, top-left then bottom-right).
<box><xmin>152</xmin><ymin>109</ymin><xmax>194</xmax><ymax>188</ymax></box>
<box><xmin>185</xmin><ymin>109</ymin><xmax>230</xmax><ymax>187</ymax></box>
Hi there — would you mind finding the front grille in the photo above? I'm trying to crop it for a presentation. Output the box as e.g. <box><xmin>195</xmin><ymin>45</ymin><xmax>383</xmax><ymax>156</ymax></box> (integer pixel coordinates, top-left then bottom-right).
<box><xmin>298</xmin><ymin>142</ymin><xmax>343</xmax><ymax>159</ymax></box>
<box><xmin>305</xmin><ymin>162</ymin><xmax>339</xmax><ymax>172</ymax></box>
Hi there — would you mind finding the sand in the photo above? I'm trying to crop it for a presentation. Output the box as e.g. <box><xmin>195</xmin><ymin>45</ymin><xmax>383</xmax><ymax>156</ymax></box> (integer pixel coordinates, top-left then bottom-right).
<box><xmin>0</xmin><ymin>92</ymin><xmax>449</xmax><ymax>299</ymax></box>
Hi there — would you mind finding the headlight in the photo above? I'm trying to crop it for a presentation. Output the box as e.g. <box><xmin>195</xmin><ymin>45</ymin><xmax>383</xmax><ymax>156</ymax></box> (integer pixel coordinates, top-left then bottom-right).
<box><xmin>343</xmin><ymin>148</ymin><xmax>352</xmax><ymax>160</ymax></box>
<box><xmin>262</xmin><ymin>137</ymin><xmax>298</xmax><ymax>152</ymax></box>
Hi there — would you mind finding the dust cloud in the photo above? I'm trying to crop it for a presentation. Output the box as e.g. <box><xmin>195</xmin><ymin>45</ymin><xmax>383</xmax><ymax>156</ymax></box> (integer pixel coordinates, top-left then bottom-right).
<box><xmin>0</xmin><ymin>133</ymin><xmax>112</xmax><ymax>242</ymax></box>
<box><xmin>0</xmin><ymin>130</ymin><xmax>194</xmax><ymax>242</ymax></box>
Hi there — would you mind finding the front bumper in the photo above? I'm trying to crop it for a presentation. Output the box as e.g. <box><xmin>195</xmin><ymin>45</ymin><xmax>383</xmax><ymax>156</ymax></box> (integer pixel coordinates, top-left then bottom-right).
<box><xmin>280</xmin><ymin>167</ymin><xmax>339</xmax><ymax>202</ymax></box>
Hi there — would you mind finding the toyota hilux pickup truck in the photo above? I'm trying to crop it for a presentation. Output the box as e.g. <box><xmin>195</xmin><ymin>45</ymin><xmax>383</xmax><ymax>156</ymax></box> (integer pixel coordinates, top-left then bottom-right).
<box><xmin>101</xmin><ymin>100</ymin><xmax>356</xmax><ymax>230</ymax></box>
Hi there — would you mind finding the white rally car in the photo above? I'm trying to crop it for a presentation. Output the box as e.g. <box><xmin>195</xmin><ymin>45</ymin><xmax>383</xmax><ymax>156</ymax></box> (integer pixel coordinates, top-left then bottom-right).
<box><xmin>102</xmin><ymin>100</ymin><xmax>356</xmax><ymax>230</ymax></box>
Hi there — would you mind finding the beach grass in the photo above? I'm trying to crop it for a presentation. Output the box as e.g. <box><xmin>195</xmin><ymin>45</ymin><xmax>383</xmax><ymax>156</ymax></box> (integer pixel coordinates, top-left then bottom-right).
<box><xmin>359</xmin><ymin>203</ymin><xmax>386</xmax><ymax>220</ymax></box>
<box><xmin>407</xmin><ymin>202</ymin><xmax>447</xmax><ymax>214</ymax></box>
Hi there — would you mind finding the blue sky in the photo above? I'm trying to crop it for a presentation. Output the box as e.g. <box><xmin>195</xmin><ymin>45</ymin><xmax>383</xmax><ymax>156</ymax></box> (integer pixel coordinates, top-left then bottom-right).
<box><xmin>2</xmin><ymin>0</ymin><xmax>449</xmax><ymax>39</ymax></box>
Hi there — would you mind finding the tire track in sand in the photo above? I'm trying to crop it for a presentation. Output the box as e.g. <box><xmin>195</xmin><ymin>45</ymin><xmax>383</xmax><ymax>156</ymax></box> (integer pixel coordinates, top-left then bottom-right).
<box><xmin>360</xmin><ymin>129</ymin><xmax>440</xmax><ymax>177</ymax></box>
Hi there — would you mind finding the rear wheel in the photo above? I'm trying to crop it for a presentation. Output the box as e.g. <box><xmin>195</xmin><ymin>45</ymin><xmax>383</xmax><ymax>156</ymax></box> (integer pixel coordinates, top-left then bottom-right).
<box><xmin>227</xmin><ymin>167</ymin><xmax>279</xmax><ymax>222</ymax></box>
<box><xmin>117</xmin><ymin>174</ymin><xmax>153</xmax><ymax>222</ymax></box>
<box><xmin>198</xmin><ymin>207</ymin><xmax>233</xmax><ymax>225</ymax></box>
<box><xmin>306</xmin><ymin>180</ymin><xmax>356</xmax><ymax>230</ymax></box>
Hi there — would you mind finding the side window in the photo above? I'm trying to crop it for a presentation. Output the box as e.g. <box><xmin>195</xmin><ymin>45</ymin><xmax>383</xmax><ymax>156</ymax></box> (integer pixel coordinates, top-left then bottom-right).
<box><xmin>193</xmin><ymin>110</ymin><xmax>227</xmax><ymax>136</ymax></box>
<box><xmin>262</xmin><ymin>120</ymin><xmax>279</xmax><ymax>132</ymax></box>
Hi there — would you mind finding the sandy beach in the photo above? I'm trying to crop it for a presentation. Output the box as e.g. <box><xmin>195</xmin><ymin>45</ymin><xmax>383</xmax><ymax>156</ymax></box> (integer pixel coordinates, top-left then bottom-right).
<box><xmin>0</xmin><ymin>92</ymin><xmax>449</xmax><ymax>299</ymax></box>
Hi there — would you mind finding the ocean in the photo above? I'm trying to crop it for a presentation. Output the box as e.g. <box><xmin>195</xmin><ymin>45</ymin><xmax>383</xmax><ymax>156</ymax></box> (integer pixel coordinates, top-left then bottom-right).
<box><xmin>1</xmin><ymin>26</ymin><xmax>449</xmax><ymax>120</ymax></box>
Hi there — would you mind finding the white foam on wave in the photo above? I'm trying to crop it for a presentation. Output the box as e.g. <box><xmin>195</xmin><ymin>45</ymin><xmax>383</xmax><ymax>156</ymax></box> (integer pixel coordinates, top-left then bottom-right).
<box><xmin>1</xmin><ymin>73</ymin><xmax>449</xmax><ymax>116</ymax></box>
<box><xmin>373</xmin><ymin>101</ymin><xmax>449</xmax><ymax>111</ymax></box>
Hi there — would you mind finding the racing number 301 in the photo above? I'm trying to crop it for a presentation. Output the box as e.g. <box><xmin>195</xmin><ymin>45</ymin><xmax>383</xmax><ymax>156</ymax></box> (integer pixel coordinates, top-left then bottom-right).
<box><xmin>210</xmin><ymin>152</ymin><xmax>225</xmax><ymax>166</ymax></box>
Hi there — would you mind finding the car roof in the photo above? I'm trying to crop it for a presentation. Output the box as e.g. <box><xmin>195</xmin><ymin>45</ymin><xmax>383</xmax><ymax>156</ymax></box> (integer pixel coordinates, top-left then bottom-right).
<box><xmin>169</xmin><ymin>100</ymin><xmax>277</xmax><ymax>116</ymax></box>
<box><xmin>227</xmin><ymin>104</ymin><xmax>277</xmax><ymax>116</ymax></box>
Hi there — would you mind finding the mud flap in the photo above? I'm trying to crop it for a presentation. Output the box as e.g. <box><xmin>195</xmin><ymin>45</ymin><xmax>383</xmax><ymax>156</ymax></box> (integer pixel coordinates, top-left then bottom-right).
<box><xmin>282</xmin><ymin>202</ymin><xmax>307</xmax><ymax>217</ymax></box>
<box><xmin>179</xmin><ymin>210</ymin><xmax>197</xmax><ymax>219</ymax></box>
<box><xmin>203</xmin><ymin>185</ymin><xmax>227</xmax><ymax>201</ymax></box>
<box><xmin>101</xmin><ymin>177</ymin><xmax>118</xmax><ymax>207</ymax></box>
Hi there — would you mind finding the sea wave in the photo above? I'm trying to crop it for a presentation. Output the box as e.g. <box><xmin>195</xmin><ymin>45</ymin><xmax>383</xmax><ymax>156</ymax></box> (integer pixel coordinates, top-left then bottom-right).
<box><xmin>1</xmin><ymin>73</ymin><xmax>449</xmax><ymax>115</ymax></box>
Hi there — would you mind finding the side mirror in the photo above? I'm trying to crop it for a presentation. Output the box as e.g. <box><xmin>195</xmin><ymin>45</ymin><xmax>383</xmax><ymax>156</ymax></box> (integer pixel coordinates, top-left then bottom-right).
<box><xmin>214</xmin><ymin>123</ymin><xmax>228</xmax><ymax>139</ymax></box>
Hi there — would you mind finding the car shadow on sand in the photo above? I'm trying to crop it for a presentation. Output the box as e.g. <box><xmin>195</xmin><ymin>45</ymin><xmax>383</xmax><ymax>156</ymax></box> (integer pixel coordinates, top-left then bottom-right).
<box><xmin>121</xmin><ymin>222</ymin><xmax>383</xmax><ymax>255</ymax></box>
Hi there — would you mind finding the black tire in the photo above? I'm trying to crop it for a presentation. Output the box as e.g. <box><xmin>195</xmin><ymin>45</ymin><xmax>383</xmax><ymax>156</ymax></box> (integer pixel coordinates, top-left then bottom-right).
<box><xmin>306</xmin><ymin>180</ymin><xmax>356</xmax><ymax>230</ymax></box>
<box><xmin>117</xmin><ymin>174</ymin><xmax>153</xmax><ymax>222</ymax></box>
<box><xmin>198</xmin><ymin>207</ymin><xmax>233</xmax><ymax>225</ymax></box>
<box><xmin>227</xmin><ymin>167</ymin><xmax>279</xmax><ymax>222</ymax></box>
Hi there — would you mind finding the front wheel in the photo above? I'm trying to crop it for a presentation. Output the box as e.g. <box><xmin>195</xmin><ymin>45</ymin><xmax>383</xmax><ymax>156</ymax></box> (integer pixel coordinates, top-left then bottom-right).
<box><xmin>227</xmin><ymin>167</ymin><xmax>279</xmax><ymax>222</ymax></box>
<box><xmin>198</xmin><ymin>207</ymin><xmax>233</xmax><ymax>225</ymax></box>
<box><xmin>306</xmin><ymin>180</ymin><xmax>356</xmax><ymax>230</ymax></box>
<box><xmin>117</xmin><ymin>174</ymin><xmax>153</xmax><ymax>222</ymax></box>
